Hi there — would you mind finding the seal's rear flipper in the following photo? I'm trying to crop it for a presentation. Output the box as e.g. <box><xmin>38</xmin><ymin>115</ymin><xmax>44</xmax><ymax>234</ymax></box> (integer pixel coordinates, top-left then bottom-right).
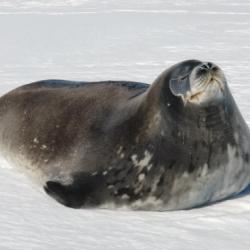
<box><xmin>44</xmin><ymin>172</ymin><xmax>104</xmax><ymax>208</ymax></box>
<box><xmin>44</xmin><ymin>181</ymin><xmax>82</xmax><ymax>208</ymax></box>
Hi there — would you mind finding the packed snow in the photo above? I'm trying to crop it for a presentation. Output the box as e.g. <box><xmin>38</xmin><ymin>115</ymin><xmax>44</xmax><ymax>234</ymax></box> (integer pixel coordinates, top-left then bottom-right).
<box><xmin>0</xmin><ymin>0</ymin><xmax>250</xmax><ymax>249</ymax></box>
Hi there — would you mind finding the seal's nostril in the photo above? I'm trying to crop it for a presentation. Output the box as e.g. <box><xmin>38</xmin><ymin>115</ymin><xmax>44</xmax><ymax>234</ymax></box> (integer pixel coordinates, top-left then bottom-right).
<box><xmin>199</xmin><ymin>62</ymin><xmax>214</xmax><ymax>71</ymax></box>
<box><xmin>207</xmin><ymin>62</ymin><xmax>213</xmax><ymax>69</ymax></box>
<box><xmin>200</xmin><ymin>64</ymin><xmax>208</xmax><ymax>70</ymax></box>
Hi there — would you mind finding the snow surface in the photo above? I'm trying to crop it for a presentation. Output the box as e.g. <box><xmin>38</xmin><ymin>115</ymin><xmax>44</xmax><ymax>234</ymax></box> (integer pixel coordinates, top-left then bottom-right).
<box><xmin>0</xmin><ymin>0</ymin><xmax>250</xmax><ymax>249</ymax></box>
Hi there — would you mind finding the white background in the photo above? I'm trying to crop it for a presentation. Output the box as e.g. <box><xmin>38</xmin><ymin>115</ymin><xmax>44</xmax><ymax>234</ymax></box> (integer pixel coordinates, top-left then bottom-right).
<box><xmin>0</xmin><ymin>1</ymin><xmax>250</xmax><ymax>249</ymax></box>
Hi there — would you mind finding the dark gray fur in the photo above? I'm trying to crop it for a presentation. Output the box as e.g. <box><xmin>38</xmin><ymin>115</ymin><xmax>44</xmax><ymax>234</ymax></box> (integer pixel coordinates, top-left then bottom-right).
<box><xmin>0</xmin><ymin>60</ymin><xmax>249</xmax><ymax>210</ymax></box>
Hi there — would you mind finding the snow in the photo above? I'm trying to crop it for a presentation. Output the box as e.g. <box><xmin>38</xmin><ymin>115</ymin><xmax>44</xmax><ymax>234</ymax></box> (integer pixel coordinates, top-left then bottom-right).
<box><xmin>0</xmin><ymin>0</ymin><xmax>250</xmax><ymax>249</ymax></box>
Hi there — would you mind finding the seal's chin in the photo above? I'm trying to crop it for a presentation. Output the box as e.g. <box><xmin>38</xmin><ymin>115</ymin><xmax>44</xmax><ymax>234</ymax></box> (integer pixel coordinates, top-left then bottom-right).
<box><xmin>186</xmin><ymin>63</ymin><xmax>225</xmax><ymax>105</ymax></box>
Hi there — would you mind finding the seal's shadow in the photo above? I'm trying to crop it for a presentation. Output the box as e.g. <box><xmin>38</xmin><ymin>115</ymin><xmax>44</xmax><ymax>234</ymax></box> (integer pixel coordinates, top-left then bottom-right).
<box><xmin>219</xmin><ymin>183</ymin><xmax>250</xmax><ymax>204</ymax></box>
<box><xmin>237</xmin><ymin>183</ymin><xmax>250</xmax><ymax>197</ymax></box>
<box><xmin>189</xmin><ymin>184</ymin><xmax>250</xmax><ymax>210</ymax></box>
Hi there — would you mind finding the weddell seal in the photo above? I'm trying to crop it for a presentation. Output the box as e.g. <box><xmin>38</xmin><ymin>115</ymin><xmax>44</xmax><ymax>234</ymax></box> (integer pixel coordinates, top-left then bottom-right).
<box><xmin>0</xmin><ymin>59</ymin><xmax>250</xmax><ymax>210</ymax></box>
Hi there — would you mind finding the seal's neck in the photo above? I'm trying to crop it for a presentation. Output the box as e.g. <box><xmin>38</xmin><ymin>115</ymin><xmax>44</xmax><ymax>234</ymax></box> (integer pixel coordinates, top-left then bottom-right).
<box><xmin>136</xmin><ymin>77</ymin><xmax>235</xmax><ymax>145</ymax></box>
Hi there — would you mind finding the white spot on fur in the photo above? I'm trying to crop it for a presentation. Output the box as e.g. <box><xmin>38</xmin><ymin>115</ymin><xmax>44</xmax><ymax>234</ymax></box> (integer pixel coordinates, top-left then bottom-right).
<box><xmin>116</xmin><ymin>146</ymin><xmax>123</xmax><ymax>155</ymax></box>
<box><xmin>107</xmin><ymin>185</ymin><xmax>114</xmax><ymax>189</ymax></box>
<box><xmin>153</xmin><ymin>112</ymin><xmax>161</xmax><ymax>125</ymax></box>
<box><xmin>102</xmin><ymin>171</ymin><xmax>108</xmax><ymax>176</ymax></box>
<box><xmin>117</xmin><ymin>146</ymin><xmax>125</xmax><ymax>158</ymax></box>
<box><xmin>41</xmin><ymin>145</ymin><xmax>47</xmax><ymax>150</ymax></box>
<box><xmin>33</xmin><ymin>137</ymin><xmax>39</xmax><ymax>144</ymax></box>
<box><xmin>131</xmin><ymin>154</ymin><xmax>138</xmax><ymax>163</ymax></box>
<box><xmin>147</xmin><ymin>164</ymin><xmax>153</xmax><ymax>171</ymax></box>
<box><xmin>150</xmin><ymin>166</ymin><xmax>165</xmax><ymax>193</ymax></box>
<box><xmin>131</xmin><ymin>151</ymin><xmax>152</xmax><ymax>171</ymax></box>
<box><xmin>201</xmin><ymin>163</ymin><xmax>208</xmax><ymax>177</ymax></box>
<box><xmin>138</xmin><ymin>173</ymin><xmax>145</xmax><ymax>182</ymax></box>
<box><xmin>121</xmin><ymin>194</ymin><xmax>130</xmax><ymax>200</ymax></box>
<box><xmin>182</xmin><ymin>172</ymin><xmax>189</xmax><ymax>178</ymax></box>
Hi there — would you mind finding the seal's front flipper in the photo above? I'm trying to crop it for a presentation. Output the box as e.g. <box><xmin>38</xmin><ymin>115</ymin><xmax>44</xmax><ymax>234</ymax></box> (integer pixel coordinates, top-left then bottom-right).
<box><xmin>44</xmin><ymin>172</ymin><xmax>104</xmax><ymax>208</ymax></box>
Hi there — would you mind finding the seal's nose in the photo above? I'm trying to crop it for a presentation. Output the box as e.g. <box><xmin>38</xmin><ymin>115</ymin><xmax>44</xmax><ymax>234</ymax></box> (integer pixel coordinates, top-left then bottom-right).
<box><xmin>198</xmin><ymin>62</ymin><xmax>219</xmax><ymax>75</ymax></box>
<box><xmin>200</xmin><ymin>62</ymin><xmax>214</xmax><ymax>71</ymax></box>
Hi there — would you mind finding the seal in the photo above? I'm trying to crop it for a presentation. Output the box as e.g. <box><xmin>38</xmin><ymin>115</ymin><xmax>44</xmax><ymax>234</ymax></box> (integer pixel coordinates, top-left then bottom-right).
<box><xmin>0</xmin><ymin>59</ymin><xmax>249</xmax><ymax>210</ymax></box>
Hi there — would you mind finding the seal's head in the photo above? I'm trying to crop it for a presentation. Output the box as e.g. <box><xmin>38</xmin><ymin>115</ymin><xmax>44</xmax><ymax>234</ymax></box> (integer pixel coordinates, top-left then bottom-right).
<box><xmin>168</xmin><ymin>60</ymin><xmax>226</xmax><ymax>106</ymax></box>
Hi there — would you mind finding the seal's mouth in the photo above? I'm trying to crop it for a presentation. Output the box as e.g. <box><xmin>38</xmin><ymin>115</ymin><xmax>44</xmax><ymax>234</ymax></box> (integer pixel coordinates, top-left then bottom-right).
<box><xmin>187</xmin><ymin>62</ymin><xmax>225</xmax><ymax>104</ymax></box>
<box><xmin>169</xmin><ymin>62</ymin><xmax>226</xmax><ymax>105</ymax></box>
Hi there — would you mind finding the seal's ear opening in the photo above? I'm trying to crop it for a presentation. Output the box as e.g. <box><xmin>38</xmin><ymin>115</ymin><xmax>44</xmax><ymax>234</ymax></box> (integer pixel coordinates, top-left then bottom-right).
<box><xmin>169</xmin><ymin>75</ymin><xmax>191</xmax><ymax>98</ymax></box>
